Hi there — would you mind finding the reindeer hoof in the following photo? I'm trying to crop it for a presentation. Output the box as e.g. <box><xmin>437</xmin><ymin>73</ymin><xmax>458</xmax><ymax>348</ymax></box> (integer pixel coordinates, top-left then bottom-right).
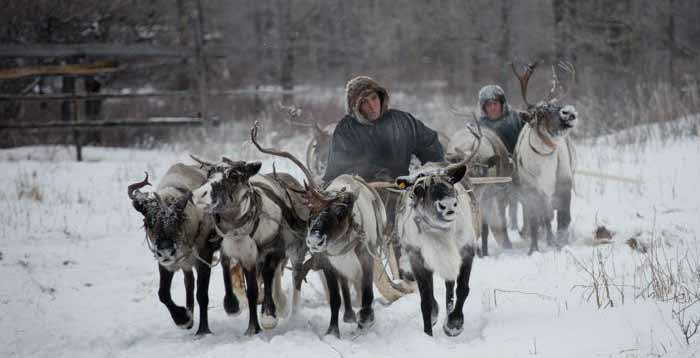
<box><xmin>358</xmin><ymin>308</ymin><xmax>375</xmax><ymax>330</ymax></box>
<box><xmin>325</xmin><ymin>325</ymin><xmax>340</xmax><ymax>338</ymax></box>
<box><xmin>343</xmin><ymin>309</ymin><xmax>357</xmax><ymax>323</ymax></box>
<box><xmin>443</xmin><ymin>313</ymin><xmax>464</xmax><ymax>337</ymax></box>
<box><xmin>224</xmin><ymin>295</ymin><xmax>241</xmax><ymax>316</ymax></box>
<box><xmin>557</xmin><ymin>229</ymin><xmax>570</xmax><ymax>246</ymax></box>
<box><xmin>260</xmin><ymin>313</ymin><xmax>278</xmax><ymax>330</ymax></box>
<box><xmin>244</xmin><ymin>324</ymin><xmax>261</xmax><ymax>336</ymax></box>
<box><xmin>174</xmin><ymin>308</ymin><xmax>193</xmax><ymax>329</ymax></box>
<box><xmin>195</xmin><ymin>327</ymin><xmax>212</xmax><ymax>336</ymax></box>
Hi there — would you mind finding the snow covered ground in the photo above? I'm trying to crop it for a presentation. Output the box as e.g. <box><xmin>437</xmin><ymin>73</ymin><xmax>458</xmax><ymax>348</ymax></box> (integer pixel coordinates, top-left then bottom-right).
<box><xmin>1</xmin><ymin>118</ymin><xmax>699</xmax><ymax>358</ymax></box>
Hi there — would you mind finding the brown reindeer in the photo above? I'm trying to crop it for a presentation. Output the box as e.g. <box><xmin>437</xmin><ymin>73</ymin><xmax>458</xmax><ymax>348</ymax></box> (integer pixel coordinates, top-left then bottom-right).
<box><xmin>250</xmin><ymin>121</ymin><xmax>412</xmax><ymax>338</ymax></box>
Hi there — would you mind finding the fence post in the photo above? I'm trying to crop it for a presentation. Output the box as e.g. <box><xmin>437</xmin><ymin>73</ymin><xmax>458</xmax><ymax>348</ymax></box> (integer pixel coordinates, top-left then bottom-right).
<box><xmin>73</xmin><ymin>85</ymin><xmax>83</xmax><ymax>161</ymax></box>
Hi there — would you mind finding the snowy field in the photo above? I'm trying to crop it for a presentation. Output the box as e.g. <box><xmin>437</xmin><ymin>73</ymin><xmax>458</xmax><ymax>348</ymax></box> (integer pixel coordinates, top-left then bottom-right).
<box><xmin>1</xmin><ymin>118</ymin><xmax>700</xmax><ymax>358</ymax></box>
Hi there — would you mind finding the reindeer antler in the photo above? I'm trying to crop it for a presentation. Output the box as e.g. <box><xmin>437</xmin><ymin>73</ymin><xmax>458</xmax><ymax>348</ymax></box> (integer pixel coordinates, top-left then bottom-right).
<box><xmin>189</xmin><ymin>154</ymin><xmax>215</xmax><ymax>168</ymax></box>
<box><xmin>546</xmin><ymin>61</ymin><xmax>575</xmax><ymax>104</ymax></box>
<box><xmin>510</xmin><ymin>60</ymin><xmax>541</xmax><ymax>109</ymax></box>
<box><xmin>128</xmin><ymin>172</ymin><xmax>151</xmax><ymax>201</ymax></box>
<box><xmin>277</xmin><ymin>101</ymin><xmax>316</xmax><ymax>128</ymax></box>
<box><xmin>463</xmin><ymin>113</ymin><xmax>483</xmax><ymax>166</ymax></box>
<box><xmin>221</xmin><ymin>157</ymin><xmax>245</xmax><ymax>168</ymax></box>
<box><xmin>250</xmin><ymin>120</ymin><xmax>330</xmax><ymax>204</ymax></box>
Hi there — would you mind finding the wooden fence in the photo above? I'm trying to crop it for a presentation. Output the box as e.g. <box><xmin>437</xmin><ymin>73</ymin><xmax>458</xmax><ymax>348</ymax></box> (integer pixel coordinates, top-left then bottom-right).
<box><xmin>0</xmin><ymin>0</ymin><xmax>218</xmax><ymax>161</ymax></box>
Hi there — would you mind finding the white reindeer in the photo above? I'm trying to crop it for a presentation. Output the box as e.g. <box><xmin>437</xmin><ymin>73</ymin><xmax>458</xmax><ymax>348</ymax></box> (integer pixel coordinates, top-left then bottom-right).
<box><xmin>385</xmin><ymin>133</ymin><xmax>481</xmax><ymax>337</ymax></box>
<box><xmin>511</xmin><ymin>61</ymin><xmax>578</xmax><ymax>254</ymax></box>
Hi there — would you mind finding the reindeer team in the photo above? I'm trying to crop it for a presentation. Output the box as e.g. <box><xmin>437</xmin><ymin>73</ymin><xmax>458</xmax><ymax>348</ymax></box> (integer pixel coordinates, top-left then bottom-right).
<box><xmin>128</xmin><ymin>61</ymin><xmax>578</xmax><ymax>338</ymax></box>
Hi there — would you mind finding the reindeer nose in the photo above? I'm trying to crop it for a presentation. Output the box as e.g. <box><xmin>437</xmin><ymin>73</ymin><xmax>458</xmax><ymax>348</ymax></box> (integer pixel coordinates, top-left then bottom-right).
<box><xmin>307</xmin><ymin>232</ymin><xmax>327</xmax><ymax>253</ymax></box>
<box><xmin>437</xmin><ymin>198</ymin><xmax>458</xmax><ymax>219</ymax></box>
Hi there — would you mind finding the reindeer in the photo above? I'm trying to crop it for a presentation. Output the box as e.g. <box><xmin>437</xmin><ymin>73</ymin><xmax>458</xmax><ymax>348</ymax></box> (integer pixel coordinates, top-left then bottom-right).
<box><xmin>386</xmin><ymin>129</ymin><xmax>481</xmax><ymax>337</ymax></box>
<box><xmin>250</xmin><ymin>121</ymin><xmax>412</xmax><ymax>338</ymax></box>
<box><xmin>510</xmin><ymin>61</ymin><xmax>578</xmax><ymax>254</ymax></box>
<box><xmin>277</xmin><ymin>102</ymin><xmax>336</xmax><ymax>180</ymax></box>
<box><xmin>190</xmin><ymin>155</ymin><xmax>311</xmax><ymax>335</ymax></box>
<box><xmin>447</xmin><ymin>123</ymin><xmax>514</xmax><ymax>256</ymax></box>
<box><xmin>127</xmin><ymin>163</ymin><xmax>240</xmax><ymax>335</ymax></box>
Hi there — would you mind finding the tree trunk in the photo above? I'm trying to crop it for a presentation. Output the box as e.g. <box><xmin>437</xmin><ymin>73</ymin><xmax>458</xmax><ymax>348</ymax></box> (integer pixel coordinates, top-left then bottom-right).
<box><xmin>668</xmin><ymin>0</ymin><xmax>675</xmax><ymax>87</ymax></box>
<box><xmin>499</xmin><ymin>0</ymin><xmax>511</xmax><ymax>95</ymax></box>
<box><xmin>280</xmin><ymin>0</ymin><xmax>295</xmax><ymax>104</ymax></box>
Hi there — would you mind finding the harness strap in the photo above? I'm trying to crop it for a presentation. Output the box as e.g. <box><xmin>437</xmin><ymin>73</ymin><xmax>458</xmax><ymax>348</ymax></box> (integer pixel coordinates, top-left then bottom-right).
<box><xmin>528</xmin><ymin>120</ymin><xmax>557</xmax><ymax>156</ymax></box>
<box><xmin>215</xmin><ymin>184</ymin><xmax>262</xmax><ymax>238</ymax></box>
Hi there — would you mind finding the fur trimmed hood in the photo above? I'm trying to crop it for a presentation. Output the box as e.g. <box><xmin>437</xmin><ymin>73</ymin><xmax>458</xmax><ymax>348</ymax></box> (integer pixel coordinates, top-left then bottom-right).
<box><xmin>478</xmin><ymin>84</ymin><xmax>513</xmax><ymax>118</ymax></box>
<box><xmin>345</xmin><ymin>76</ymin><xmax>390</xmax><ymax>125</ymax></box>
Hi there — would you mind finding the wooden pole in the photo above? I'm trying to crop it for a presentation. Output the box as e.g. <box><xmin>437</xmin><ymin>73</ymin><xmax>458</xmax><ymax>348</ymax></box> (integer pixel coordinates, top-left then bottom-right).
<box><xmin>0</xmin><ymin>61</ymin><xmax>121</xmax><ymax>80</ymax></box>
<box><xmin>73</xmin><ymin>84</ymin><xmax>83</xmax><ymax>162</ymax></box>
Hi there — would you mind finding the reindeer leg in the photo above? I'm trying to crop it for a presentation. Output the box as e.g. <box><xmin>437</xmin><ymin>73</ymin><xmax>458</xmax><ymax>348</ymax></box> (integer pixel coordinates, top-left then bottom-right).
<box><xmin>480</xmin><ymin>216</ymin><xmax>490</xmax><ymax>257</ymax></box>
<box><xmin>508</xmin><ymin>194</ymin><xmax>519</xmax><ymax>230</ymax></box>
<box><xmin>220</xmin><ymin>256</ymin><xmax>241</xmax><ymax>316</ymax></box>
<box><xmin>260</xmin><ymin>252</ymin><xmax>284</xmax><ymax>330</ymax></box>
<box><xmin>243</xmin><ymin>266</ymin><xmax>261</xmax><ymax>336</ymax></box>
<box><xmin>555</xmin><ymin>183</ymin><xmax>572</xmax><ymax>246</ymax></box>
<box><xmin>429</xmin><ymin>275</ymin><xmax>438</xmax><ymax>327</ymax></box>
<box><xmin>410</xmin><ymin>253</ymin><xmax>435</xmax><ymax>336</ymax></box>
<box><xmin>184</xmin><ymin>270</ymin><xmax>195</xmax><ymax>315</ymax></box>
<box><xmin>158</xmin><ymin>265</ymin><xmax>192</xmax><ymax>329</ymax></box>
<box><xmin>528</xmin><ymin>214</ymin><xmax>540</xmax><ymax>255</ymax></box>
<box><xmin>322</xmin><ymin>266</ymin><xmax>342</xmax><ymax>338</ymax></box>
<box><xmin>194</xmin><ymin>248</ymin><xmax>213</xmax><ymax>335</ymax></box>
<box><xmin>444</xmin><ymin>248</ymin><xmax>475</xmax><ymax>337</ymax></box>
<box><xmin>494</xmin><ymin>198</ymin><xmax>512</xmax><ymax>249</ymax></box>
<box><xmin>290</xmin><ymin>248</ymin><xmax>309</xmax><ymax>317</ymax></box>
<box><xmin>445</xmin><ymin>280</ymin><xmax>455</xmax><ymax>314</ymax></box>
<box><xmin>339</xmin><ymin>276</ymin><xmax>356</xmax><ymax>323</ymax></box>
<box><xmin>357</xmin><ymin>252</ymin><xmax>375</xmax><ymax>330</ymax></box>
<box><xmin>230</xmin><ymin>263</ymin><xmax>248</xmax><ymax>309</ymax></box>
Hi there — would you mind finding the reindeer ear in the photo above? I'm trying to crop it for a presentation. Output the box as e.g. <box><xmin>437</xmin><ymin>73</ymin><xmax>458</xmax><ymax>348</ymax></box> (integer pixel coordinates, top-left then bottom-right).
<box><xmin>244</xmin><ymin>162</ymin><xmax>262</xmax><ymax>178</ymax></box>
<box><xmin>446</xmin><ymin>164</ymin><xmax>467</xmax><ymax>184</ymax></box>
<box><xmin>340</xmin><ymin>192</ymin><xmax>357</xmax><ymax>206</ymax></box>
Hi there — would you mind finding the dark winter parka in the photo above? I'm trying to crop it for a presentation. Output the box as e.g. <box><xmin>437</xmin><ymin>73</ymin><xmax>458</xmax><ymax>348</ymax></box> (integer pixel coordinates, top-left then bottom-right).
<box><xmin>323</xmin><ymin>76</ymin><xmax>444</xmax><ymax>183</ymax></box>
<box><xmin>477</xmin><ymin>85</ymin><xmax>528</xmax><ymax>154</ymax></box>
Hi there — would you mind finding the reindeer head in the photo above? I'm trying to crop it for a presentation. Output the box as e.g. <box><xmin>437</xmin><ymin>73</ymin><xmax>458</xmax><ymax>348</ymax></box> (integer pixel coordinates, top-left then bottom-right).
<box><xmin>305</xmin><ymin>190</ymin><xmax>357</xmax><ymax>254</ymax></box>
<box><xmin>250</xmin><ymin>120</ymin><xmax>360</xmax><ymax>256</ymax></box>
<box><xmin>191</xmin><ymin>156</ymin><xmax>262</xmax><ymax>214</ymax></box>
<box><xmin>128</xmin><ymin>174</ymin><xmax>193</xmax><ymax>266</ymax></box>
<box><xmin>512</xmin><ymin>61</ymin><xmax>578</xmax><ymax>138</ymax></box>
<box><xmin>397</xmin><ymin>164</ymin><xmax>468</xmax><ymax>230</ymax></box>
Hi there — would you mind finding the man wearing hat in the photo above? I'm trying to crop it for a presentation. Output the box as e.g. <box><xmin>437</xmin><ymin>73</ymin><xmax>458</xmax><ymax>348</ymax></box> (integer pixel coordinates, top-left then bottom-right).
<box><xmin>323</xmin><ymin>76</ymin><xmax>444</xmax><ymax>183</ymax></box>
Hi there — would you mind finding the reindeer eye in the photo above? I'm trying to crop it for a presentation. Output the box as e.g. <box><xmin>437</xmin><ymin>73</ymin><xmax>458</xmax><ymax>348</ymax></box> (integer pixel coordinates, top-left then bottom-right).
<box><xmin>438</xmin><ymin>202</ymin><xmax>447</xmax><ymax>210</ymax></box>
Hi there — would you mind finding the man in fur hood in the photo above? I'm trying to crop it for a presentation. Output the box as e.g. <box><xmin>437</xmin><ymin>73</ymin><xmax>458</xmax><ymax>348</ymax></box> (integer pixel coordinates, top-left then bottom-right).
<box><xmin>323</xmin><ymin>76</ymin><xmax>444</xmax><ymax>183</ymax></box>
<box><xmin>477</xmin><ymin>84</ymin><xmax>530</xmax><ymax>154</ymax></box>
